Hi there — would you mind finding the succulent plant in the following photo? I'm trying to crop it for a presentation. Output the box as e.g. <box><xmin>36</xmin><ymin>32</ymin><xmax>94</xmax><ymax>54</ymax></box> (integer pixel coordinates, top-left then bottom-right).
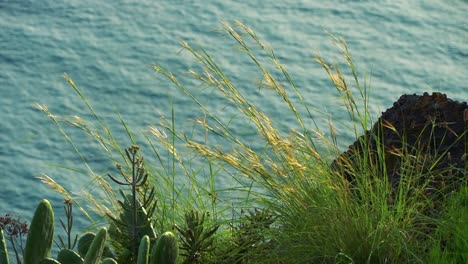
<box><xmin>151</xmin><ymin>231</ymin><xmax>178</xmax><ymax>264</ymax></box>
<box><xmin>225</xmin><ymin>208</ymin><xmax>276</xmax><ymax>264</ymax></box>
<box><xmin>77</xmin><ymin>232</ymin><xmax>96</xmax><ymax>258</ymax></box>
<box><xmin>49</xmin><ymin>228</ymin><xmax>115</xmax><ymax>264</ymax></box>
<box><xmin>0</xmin><ymin>229</ymin><xmax>9</xmax><ymax>264</ymax></box>
<box><xmin>107</xmin><ymin>145</ymin><xmax>157</xmax><ymax>262</ymax></box>
<box><xmin>137</xmin><ymin>235</ymin><xmax>150</xmax><ymax>264</ymax></box>
<box><xmin>0</xmin><ymin>146</ymin><xmax>169</xmax><ymax>264</ymax></box>
<box><xmin>0</xmin><ymin>213</ymin><xmax>29</xmax><ymax>263</ymax></box>
<box><xmin>56</xmin><ymin>248</ymin><xmax>83</xmax><ymax>264</ymax></box>
<box><xmin>38</xmin><ymin>258</ymin><xmax>60</xmax><ymax>264</ymax></box>
<box><xmin>130</xmin><ymin>232</ymin><xmax>180</xmax><ymax>264</ymax></box>
<box><xmin>24</xmin><ymin>199</ymin><xmax>54</xmax><ymax>264</ymax></box>
<box><xmin>83</xmin><ymin>227</ymin><xmax>107</xmax><ymax>264</ymax></box>
<box><xmin>175</xmin><ymin>210</ymin><xmax>219</xmax><ymax>264</ymax></box>
<box><xmin>0</xmin><ymin>200</ymin><xmax>118</xmax><ymax>264</ymax></box>
<box><xmin>101</xmin><ymin>258</ymin><xmax>118</xmax><ymax>264</ymax></box>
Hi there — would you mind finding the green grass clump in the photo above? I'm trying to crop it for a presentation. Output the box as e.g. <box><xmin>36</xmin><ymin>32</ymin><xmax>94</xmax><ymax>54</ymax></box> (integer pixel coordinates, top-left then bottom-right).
<box><xmin>34</xmin><ymin>20</ymin><xmax>466</xmax><ymax>263</ymax></box>
<box><xmin>428</xmin><ymin>185</ymin><xmax>468</xmax><ymax>264</ymax></box>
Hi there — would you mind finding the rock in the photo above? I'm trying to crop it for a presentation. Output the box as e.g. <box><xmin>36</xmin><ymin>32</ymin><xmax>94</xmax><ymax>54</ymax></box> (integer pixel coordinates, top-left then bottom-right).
<box><xmin>333</xmin><ymin>92</ymin><xmax>467</xmax><ymax>194</ymax></box>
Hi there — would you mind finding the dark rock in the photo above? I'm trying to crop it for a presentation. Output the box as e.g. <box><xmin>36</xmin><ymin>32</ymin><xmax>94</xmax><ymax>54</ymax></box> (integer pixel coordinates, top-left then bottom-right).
<box><xmin>333</xmin><ymin>92</ymin><xmax>467</xmax><ymax>193</ymax></box>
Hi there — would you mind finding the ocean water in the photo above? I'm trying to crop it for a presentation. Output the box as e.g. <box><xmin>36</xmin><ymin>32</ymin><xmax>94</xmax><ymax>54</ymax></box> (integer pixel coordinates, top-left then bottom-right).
<box><xmin>0</xmin><ymin>0</ymin><xmax>466</xmax><ymax>238</ymax></box>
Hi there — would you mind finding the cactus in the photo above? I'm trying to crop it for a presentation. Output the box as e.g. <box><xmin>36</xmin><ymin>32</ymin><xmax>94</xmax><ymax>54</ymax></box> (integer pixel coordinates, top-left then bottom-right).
<box><xmin>38</xmin><ymin>258</ymin><xmax>60</xmax><ymax>264</ymax></box>
<box><xmin>101</xmin><ymin>258</ymin><xmax>118</xmax><ymax>264</ymax></box>
<box><xmin>39</xmin><ymin>229</ymin><xmax>116</xmax><ymax>264</ymax></box>
<box><xmin>77</xmin><ymin>232</ymin><xmax>96</xmax><ymax>257</ymax></box>
<box><xmin>137</xmin><ymin>233</ymin><xmax>178</xmax><ymax>264</ymax></box>
<box><xmin>83</xmin><ymin>227</ymin><xmax>107</xmax><ymax>264</ymax></box>
<box><xmin>57</xmin><ymin>248</ymin><xmax>83</xmax><ymax>264</ymax></box>
<box><xmin>151</xmin><ymin>231</ymin><xmax>178</xmax><ymax>264</ymax></box>
<box><xmin>0</xmin><ymin>200</ymin><xmax>117</xmax><ymax>264</ymax></box>
<box><xmin>24</xmin><ymin>199</ymin><xmax>55</xmax><ymax>264</ymax></box>
<box><xmin>137</xmin><ymin>235</ymin><xmax>150</xmax><ymax>264</ymax></box>
<box><xmin>0</xmin><ymin>230</ymin><xmax>9</xmax><ymax>264</ymax></box>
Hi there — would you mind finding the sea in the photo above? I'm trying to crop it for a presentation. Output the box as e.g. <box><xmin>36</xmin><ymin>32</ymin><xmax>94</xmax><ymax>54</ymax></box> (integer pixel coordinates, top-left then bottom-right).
<box><xmin>0</xmin><ymin>0</ymin><xmax>466</xmax><ymax>246</ymax></box>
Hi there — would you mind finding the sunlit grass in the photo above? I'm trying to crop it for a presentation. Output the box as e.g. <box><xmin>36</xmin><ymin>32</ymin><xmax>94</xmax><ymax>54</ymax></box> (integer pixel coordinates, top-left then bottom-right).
<box><xmin>35</xmin><ymin>20</ymin><xmax>466</xmax><ymax>263</ymax></box>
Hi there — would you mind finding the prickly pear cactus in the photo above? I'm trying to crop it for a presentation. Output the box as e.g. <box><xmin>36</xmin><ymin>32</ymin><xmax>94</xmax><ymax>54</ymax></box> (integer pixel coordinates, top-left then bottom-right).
<box><xmin>77</xmin><ymin>232</ymin><xmax>96</xmax><ymax>257</ymax></box>
<box><xmin>0</xmin><ymin>230</ymin><xmax>9</xmax><ymax>264</ymax></box>
<box><xmin>38</xmin><ymin>258</ymin><xmax>61</xmax><ymax>264</ymax></box>
<box><xmin>24</xmin><ymin>199</ymin><xmax>54</xmax><ymax>264</ymax></box>
<box><xmin>151</xmin><ymin>231</ymin><xmax>178</xmax><ymax>264</ymax></box>
<box><xmin>57</xmin><ymin>248</ymin><xmax>83</xmax><ymax>264</ymax></box>
<box><xmin>137</xmin><ymin>235</ymin><xmax>150</xmax><ymax>264</ymax></box>
<box><xmin>83</xmin><ymin>227</ymin><xmax>107</xmax><ymax>264</ymax></box>
<box><xmin>101</xmin><ymin>258</ymin><xmax>118</xmax><ymax>264</ymax></box>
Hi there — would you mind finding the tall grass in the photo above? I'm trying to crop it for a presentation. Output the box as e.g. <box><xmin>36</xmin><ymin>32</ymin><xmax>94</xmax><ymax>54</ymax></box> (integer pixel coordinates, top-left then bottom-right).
<box><xmin>36</xmin><ymin>20</ymin><xmax>466</xmax><ymax>263</ymax></box>
<box><xmin>429</xmin><ymin>185</ymin><xmax>468</xmax><ymax>263</ymax></box>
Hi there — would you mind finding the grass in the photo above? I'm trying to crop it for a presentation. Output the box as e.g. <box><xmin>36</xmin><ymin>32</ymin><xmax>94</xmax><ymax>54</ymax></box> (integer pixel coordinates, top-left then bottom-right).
<box><xmin>31</xmin><ymin>20</ymin><xmax>467</xmax><ymax>263</ymax></box>
<box><xmin>429</xmin><ymin>185</ymin><xmax>468</xmax><ymax>263</ymax></box>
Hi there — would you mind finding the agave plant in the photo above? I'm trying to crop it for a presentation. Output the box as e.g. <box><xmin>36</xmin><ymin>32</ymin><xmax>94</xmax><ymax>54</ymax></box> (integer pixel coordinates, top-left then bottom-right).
<box><xmin>175</xmin><ymin>210</ymin><xmax>219</xmax><ymax>264</ymax></box>
<box><xmin>226</xmin><ymin>208</ymin><xmax>276</xmax><ymax>264</ymax></box>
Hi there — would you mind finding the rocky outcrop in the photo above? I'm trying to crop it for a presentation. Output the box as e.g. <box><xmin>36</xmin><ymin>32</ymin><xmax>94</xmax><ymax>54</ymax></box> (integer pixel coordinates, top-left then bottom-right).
<box><xmin>333</xmin><ymin>92</ymin><xmax>467</xmax><ymax>193</ymax></box>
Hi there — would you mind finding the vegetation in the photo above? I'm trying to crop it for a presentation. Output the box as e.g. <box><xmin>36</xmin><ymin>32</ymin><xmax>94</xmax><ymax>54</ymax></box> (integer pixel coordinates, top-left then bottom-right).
<box><xmin>1</xmin><ymin>21</ymin><xmax>466</xmax><ymax>263</ymax></box>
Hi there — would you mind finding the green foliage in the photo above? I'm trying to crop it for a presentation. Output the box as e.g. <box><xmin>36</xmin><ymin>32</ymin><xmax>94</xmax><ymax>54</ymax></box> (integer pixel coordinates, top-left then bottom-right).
<box><xmin>107</xmin><ymin>146</ymin><xmax>157</xmax><ymax>263</ymax></box>
<box><xmin>0</xmin><ymin>230</ymin><xmax>9</xmax><ymax>264</ymax></box>
<box><xmin>137</xmin><ymin>235</ymin><xmax>150</xmax><ymax>264</ymax></box>
<box><xmin>222</xmin><ymin>208</ymin><xmax>276</xmax><ymax>264</ymax></box>
<box><xmin>77</xmin><ymin>233</ymin><xmax>95</xmax><ymax>258</ymax></box>
<box><xmin>428</xmin><ymin>185</ymin><xmax>468</xmax><ymax>263</ymax></box>
<box><xmin>38</xmin><ymin>258</ymin><xmax>60</xmax><ymax>264</ymax></box>
<box><xmin>151</xmin><ymin>231</ymin><xmax>178</xmax><ymax>264</ymax></box>
<box><xmin>101</xmin><ymin>258</ymin><xmax>118</xmax><ymax>264</ymax></box>
<box><xmin>35</xmin><ymin>20</ymin><xmax>467</xmax><ymax>263</ymax></box>
<box><xmin>51</xmin><ymin>229</ymin><xmax>116</xmax><ymax>264</ymax></box>
<box><xmin>56</xmin><ymin>249</ymin><xmax>83</xmax><ymax>264</ymax></box>
<box><xmin>0</xmin><ymin>200</ymin><xmax>119</xmax><ymax>264</ymax></box>
<box><xmin>55</xmin><ymin>199</ymin><xmax>79</xmax><ymax>251</ymax></box>
<box><xmin>83</xmin><ymin>227</ymin><xmax>107</xmax><ymax>264</ymax></box>
<box><xmin>0</xmin><ymin>214</ymin><xmax>28</xmax><ymax>264</ymax></box>
<box><xmin>135</xmin><ymin>233</ymin><xmax>179</xmax><ymax>264</ymax></box>
<box><xmin>175</xmin><ymin>210</ymin><xmax>219</xmax><ymax>264</ymax></box>
<box><xmin>24</xmin><ymin>199</ymin><xmax>54</xmax><ymax>264</ymax></box>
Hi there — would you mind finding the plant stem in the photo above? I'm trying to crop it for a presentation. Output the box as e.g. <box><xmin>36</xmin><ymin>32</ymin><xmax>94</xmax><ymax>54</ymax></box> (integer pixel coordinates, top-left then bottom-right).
<box><xmin>8</xmin><ymin>236</ymin><xmax>22</xmax><ymax>264</ymax></box>
<box><xmin>131</xmin><ymin>148</ymin><xmax>138</xmax><ymax>256</ymax></box>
